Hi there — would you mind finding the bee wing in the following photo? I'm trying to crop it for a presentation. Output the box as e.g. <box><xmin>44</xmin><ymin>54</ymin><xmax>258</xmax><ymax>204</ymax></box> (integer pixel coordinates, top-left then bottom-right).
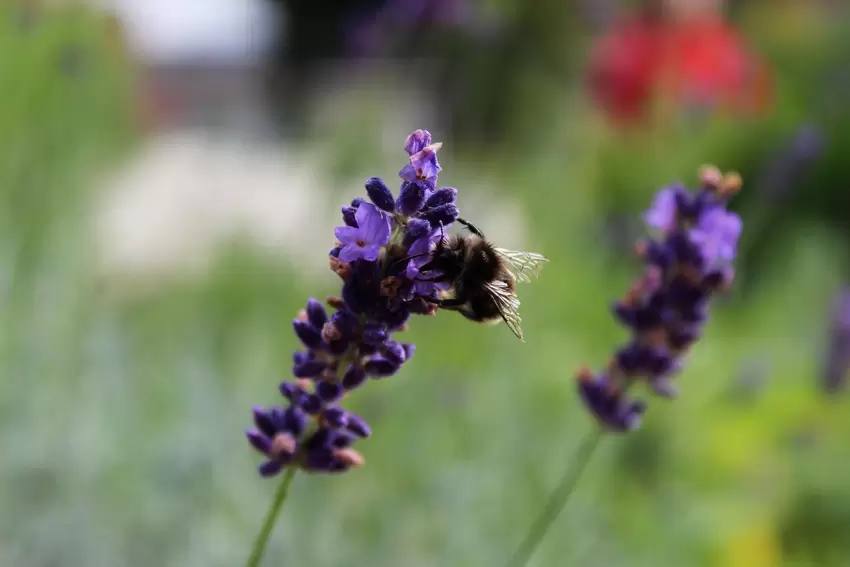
<box><xmin>494</xmin><ymin>248</ymin><xmax>549</xmax><ymax>284</ymax></box>
<box><xmin>483</xmin><ymin>280</ymin><xmax>525</xmax><ymax>342</ymax></box>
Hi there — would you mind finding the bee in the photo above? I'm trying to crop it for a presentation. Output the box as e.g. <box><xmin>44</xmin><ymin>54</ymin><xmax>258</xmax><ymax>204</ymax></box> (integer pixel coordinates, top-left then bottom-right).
<box><xmin>413</xmin><ymin>218</ymin><xmax>548</xmax><ymax>342</ymax></box>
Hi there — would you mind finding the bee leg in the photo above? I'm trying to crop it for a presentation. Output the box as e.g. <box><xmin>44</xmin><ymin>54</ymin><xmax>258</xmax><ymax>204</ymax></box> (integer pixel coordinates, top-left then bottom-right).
<box><xmin>456</xmin><ymin>217</ymin><xmax>485</xmax><ymax>238</ymax></box>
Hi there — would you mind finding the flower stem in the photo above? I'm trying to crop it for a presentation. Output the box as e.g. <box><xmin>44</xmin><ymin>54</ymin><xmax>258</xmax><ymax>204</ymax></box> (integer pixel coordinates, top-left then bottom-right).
<box><xmin>504</xmin><ymin>429</ymin><xmax>604</xmax><ymax>567</ymax></box>
<box><xmin>245</xmin><ymin>467</ymin><xmax>297</xmax><ymax>567</ymax></box>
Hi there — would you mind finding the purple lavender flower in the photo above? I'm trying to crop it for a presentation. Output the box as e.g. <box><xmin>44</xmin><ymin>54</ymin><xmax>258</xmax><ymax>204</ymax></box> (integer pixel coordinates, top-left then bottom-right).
<box><xmin>576</xmin><ymin>368</ymin><xmax>645</xmax><ymax>432</ymax></box>
<box><xmin>405</xmin><ymin>230</ymin><xmax>450</xmax><ymax>298</ymax></box>
<box><xmin>399</xmin><ymin>142</ymin><xmax>442</xmax><ymax>186</ymax></box>
<box><xmin>578</xmin><ymin>166</ymin><xmax>743</xmax><ymax>431</ymax></box>
<box><xmin>247</xmin><ymin>130</ymin><xmax>458</xmax><ymax>477</ymax></box>
<box><xmin>823</xmin><ymin>288</ymin><xmax>850</xmax><ymax>393</ymax></box>
<box><xmin>334</xmin><ymin>203</ymin><xmax>391</xmax><ymax>262</ymax></box>
<box><xmin>644</xmin><ymin>187</ymin><xmax>678</xmax><ymax>232</ymax></box>
<box><xmin>404</xmin><ymin>129</ymin><xmax>432</xmax><ymax>155</ymax></box>
<box><xmin>689</xmin><ymin>207</ymin><xmax>742</xmax><ymax>268</ymax></box>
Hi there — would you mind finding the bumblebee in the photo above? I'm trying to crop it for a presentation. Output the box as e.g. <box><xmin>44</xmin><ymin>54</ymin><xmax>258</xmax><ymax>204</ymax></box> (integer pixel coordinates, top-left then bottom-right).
<box><xmin>415</xmin><ymin>218</ymin><xmax>548</xmax><ymax>341</ymax></box>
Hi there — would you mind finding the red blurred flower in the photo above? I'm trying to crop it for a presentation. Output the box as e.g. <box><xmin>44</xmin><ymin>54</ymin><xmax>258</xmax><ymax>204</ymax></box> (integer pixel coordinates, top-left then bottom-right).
<box><xmin>588</xmin><ymin>11</ymin><xmax>772</xmax><ymax>124</ymax></box>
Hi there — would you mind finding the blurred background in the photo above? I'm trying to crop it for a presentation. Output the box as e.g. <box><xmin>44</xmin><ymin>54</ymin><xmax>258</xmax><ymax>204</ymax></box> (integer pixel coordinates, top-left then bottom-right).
<box><xmin>2</xmin><ymin>0</ymin><xmax>850</xmax><ymax>565</ymax></box>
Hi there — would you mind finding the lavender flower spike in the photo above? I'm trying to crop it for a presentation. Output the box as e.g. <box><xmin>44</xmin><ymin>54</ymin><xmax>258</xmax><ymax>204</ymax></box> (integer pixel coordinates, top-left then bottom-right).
<box><xmin>578</xmin><ymin>166</ymin><xmax>743</xmax><ymax>431</ymax></box>
<box><xmin>246</xmin><ymin>130</ymin><xmax>461</xmax><ymax>478</ymax></box>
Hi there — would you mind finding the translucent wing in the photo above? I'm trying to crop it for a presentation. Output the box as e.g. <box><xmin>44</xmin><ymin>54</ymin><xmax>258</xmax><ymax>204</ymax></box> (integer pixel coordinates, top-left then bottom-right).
<box><xmin>483</xmin><ymin>279</ymin><xmax>524</xmax><ymax>342</ymax></box>
<box><xmin>494</xmin><ymin>248</ymin><xmax>549</xmax><ymax>283</ymax></box>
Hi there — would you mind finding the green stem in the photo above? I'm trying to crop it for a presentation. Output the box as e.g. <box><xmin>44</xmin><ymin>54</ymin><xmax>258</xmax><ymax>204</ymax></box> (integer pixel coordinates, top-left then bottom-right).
<box><xmin>245</xmin><ymin>467</ymin><xmax>297</xmax><ymax>567</ymax></box>
<box><xmin>504</xmin><ymin>429</ymin><xmax>604</xmax><ymax>567</ymax></box>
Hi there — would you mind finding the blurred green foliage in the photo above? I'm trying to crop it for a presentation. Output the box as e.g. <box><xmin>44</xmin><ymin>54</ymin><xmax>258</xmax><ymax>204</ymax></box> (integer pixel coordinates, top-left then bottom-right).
<box><xmin>2</xmin><ymin>2</ymin><xmax>850</xmax><ymax>567</ymax></box>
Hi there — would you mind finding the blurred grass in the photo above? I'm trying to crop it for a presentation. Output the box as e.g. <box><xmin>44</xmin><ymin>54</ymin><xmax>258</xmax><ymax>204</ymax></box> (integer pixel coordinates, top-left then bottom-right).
<box><xmin>2</xmin><ymin>4</ymin><xmax>850</xmax><ymax>567</ymax></box>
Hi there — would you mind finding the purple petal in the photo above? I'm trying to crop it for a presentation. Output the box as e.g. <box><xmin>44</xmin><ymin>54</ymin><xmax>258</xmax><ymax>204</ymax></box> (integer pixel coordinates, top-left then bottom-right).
<box><xmin>341</xmin><ymin>206</ymin><xmax>358</xmax><ymax>227</ymax></box>
<box><xmin>245</xmin><ymin>429</ymin><xmax>272</xmax><ymax>454</ymax></box>
<box><xmin>409</xmin><ymin>145</ymin><xmax>442</xmax><ymax>182</ymax></box>
<box><xmin>359</xmin><ymin>244</ymin><xmax>382</xmax><ymax>262</ymax></box>
<box><xmin>356</xmin><ymin>203</ymin><xmax>391</xmax><ymax>246</ymax></box>
<box><xmin>338</xmin><ymin>245</ymin><xmax>365</xmax><ymax>263</ymax></box>
<box><xmin>258</xmin><ymin>460</ymin><xmax>284</xmax><ymax>477</ymax></box>
<box><xmin>398</xmin><ymin>164</ymin><xmax>418</xmax><ymax>183</ymax></box>
<box><xmin>645</xmin><ymin>188</ymin><xmax>677</xmax><ymax>231</ymax></box>
<box><xmin>404</xmin><ymin>129</ymin><xmax>432</xmax><ymax>155</ymax></box>
<box><xmin>334</xmin><ymin>225</ymin><xmax>360</xmax><ymax>245</ymax></box>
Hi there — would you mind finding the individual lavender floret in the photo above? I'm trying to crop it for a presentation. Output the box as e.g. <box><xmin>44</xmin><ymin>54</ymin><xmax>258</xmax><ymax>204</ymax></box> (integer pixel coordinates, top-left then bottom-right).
<box><xmin>577</xmin><ymin>166</ymin><xmax>743</xmax><ymax>431</ymax></box>
<box><xmin>334</xmin><ymin>203</ymin><xmax>391</xmax><ymax>262</ymax></box>
<box><xmin>247</xmin><ymin>130</ymin><xmax>455</xmax><ymax>476</ymax></box>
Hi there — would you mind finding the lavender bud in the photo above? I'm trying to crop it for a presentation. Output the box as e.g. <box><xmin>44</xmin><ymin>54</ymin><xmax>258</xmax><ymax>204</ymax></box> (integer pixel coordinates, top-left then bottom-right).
<box><xmin>316</xmin><ymin>380</ymin><xmax>344</xmax><ymax>403</ymax></box>
<box><xmin>401</xmin><ymin>343</ymin><xmax>416</xmax><ymax>360</ymax></box>
<box><xmin>323</xmin><ymin>406</ymin><xmax>347</xmax><ymax>428</ymax></box>
<box><xmin>305</xmin><ymin>298</ymin><xmax>328</xmax><ymax>329</ymax></box>
<box><xmin>397</xmin><ymin>181</ymin><xmax>428</xmax><ymax>216</ymax></box>
<box><xmin>293</xmin><ymin>319</ymin><xmax>323</xmax><ymax>349</ymax></box>
<box><xmin>364</xmin><ymin>356</ymin><xmax>400</xmax><ymax>377</ymax></box>
<box><xmin>283</xmin><ymin>406</ymin><xmax>308</xmax><ymax>436</ymax></box>
<box><xmin>425</xmin><ymin>187</ymin><xmax>457</xmax><ymax>208</ymax></box>
<box><xmin>365</xmin><ymin>177</ymin><xmax>396</xmax><ymax>212</ymax></box>
<box><xmin>362</xmin><ymin>323</ymin><xmax>389</xmax><ymax>346</ymax></box>
<box><xmin>380</xmin><ymin>341</ymin><xmax>407</xmax><ymax>366</ymax></box>
<box><xmin>345</xmin><ymin>413</ymin><xmax>372</xmax><ymax>438</ymax></box>
<box><xmin>258</xmin><ymin>460</ymin><xmax>284</xmax><ymax>477</ymax></box>
<box><xmin>342</xmin><ymin>365</ymin><xmax>368</xmax><ymax>390</ymax></box>
<box><xmin>421</xmin><ymin>203</ymin><xmax>459</xmax><ymax>228</ymax></box>
<box><xmin>341</xmin><ymin>206</ymin><xmax>358</xmax><ymax>227</ymax></box>
<box><xmin>301</xmin><ymin>394</ymin><xmax>323</xmax><ymax>415</ymax></box>
<box><xmin>405</xmin><ymin>218</ymin><xmax>431</xmax><ymax>240</ymax></box>
<box><xmin>292</xmin><ymin>359</ymin><xmax>326</xmax><ymax>378</ymax></box>
<box><xmin>252</xmin><ymin>407</ymin><xmax>276</xmax><ymax>437</ymax></box>
<box><xmin>245</xmin><ymin>429</ymin><xmax>272</xmax><ymax>454</ymax></box>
